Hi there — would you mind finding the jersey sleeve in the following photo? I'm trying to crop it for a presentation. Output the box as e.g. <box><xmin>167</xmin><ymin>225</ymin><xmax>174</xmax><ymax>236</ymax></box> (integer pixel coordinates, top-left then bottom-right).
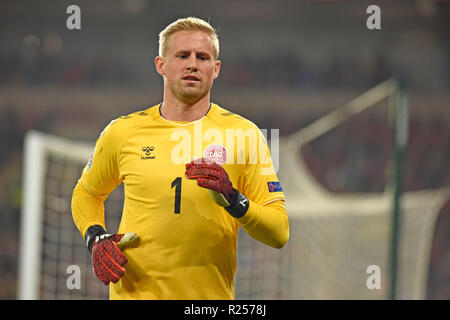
<box><xmin>234</xmin><ymin>124</ymin><xmax>289</xmax><ymax>249</ymax></box>
<box><xmin>71</xmin><ymin>120</ymin><xmax>123</xmax><ymax>238</ymax></box>
<box><xmin>242</xmin><ymin>126</ymin><xmax>285</xmax><ymax>205</ymax></box>
<box><xmin>81</xmin><ymin>120</ymin><xmax>122</xmax><ymax>196</ymax></box>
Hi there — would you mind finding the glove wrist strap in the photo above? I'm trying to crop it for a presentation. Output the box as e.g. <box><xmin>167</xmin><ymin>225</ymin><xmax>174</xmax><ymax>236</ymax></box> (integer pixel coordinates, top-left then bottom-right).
<box><xmin>85</xmin><ymin>225</ymin><xmax>107</xmax><ymax>252</ymax></box>
<box><xmin>225</xmin><ymin>188</ymin><xmax>250</xmax><ymax>218</ymax></box>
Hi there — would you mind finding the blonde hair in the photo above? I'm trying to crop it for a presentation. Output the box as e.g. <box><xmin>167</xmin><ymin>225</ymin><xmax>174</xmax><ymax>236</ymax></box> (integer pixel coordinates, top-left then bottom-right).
<box><xmin>159</xmin><ymin>17</ymin><xmax>219</xmax><ymax>60</ymax></box>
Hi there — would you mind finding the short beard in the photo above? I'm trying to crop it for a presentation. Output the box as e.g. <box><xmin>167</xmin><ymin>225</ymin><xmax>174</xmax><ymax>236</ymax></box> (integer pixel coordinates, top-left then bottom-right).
<box><xmin>170</xmin><ymin>82</ymin><xmax>209</xmax><ymax>105</ymax></box>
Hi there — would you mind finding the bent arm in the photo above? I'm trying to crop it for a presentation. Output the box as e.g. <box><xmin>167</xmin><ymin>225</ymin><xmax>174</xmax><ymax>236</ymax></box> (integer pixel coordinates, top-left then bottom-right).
<box><xmin>71</xmin><ymin>118</ymin><xmax>124</xmax><ymax>239</ymax></box>
<box><xmin>236</xmin><ymin>199</ymin><xmax>289</xmax><ymax>249</ymax></box>
<box><xmin>71</xmin><ymin>179</ymin><xmax>108</xmax><ymax>239</ymax></box>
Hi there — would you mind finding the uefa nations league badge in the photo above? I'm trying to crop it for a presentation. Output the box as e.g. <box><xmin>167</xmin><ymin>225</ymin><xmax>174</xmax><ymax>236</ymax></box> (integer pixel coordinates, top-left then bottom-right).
<box><xmin>204</xmin><ymin>144</ymin><xmax>227</xmax><ymax>165</ymax></box>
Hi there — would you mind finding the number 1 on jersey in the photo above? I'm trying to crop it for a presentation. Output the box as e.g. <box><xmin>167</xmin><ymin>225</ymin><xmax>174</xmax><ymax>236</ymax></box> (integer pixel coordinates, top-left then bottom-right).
<box><xmin>171</xmin><ymin>177</ymin><xmax>182</xmax><ymax>214</ymax></box>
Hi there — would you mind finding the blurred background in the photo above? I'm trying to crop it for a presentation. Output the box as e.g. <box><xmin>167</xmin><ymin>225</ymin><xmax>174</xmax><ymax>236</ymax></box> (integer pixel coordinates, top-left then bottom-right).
<box><xmin>0</xmin><ymin>0</ymin><xmax>449</xmax><ymax>299</ymax></box>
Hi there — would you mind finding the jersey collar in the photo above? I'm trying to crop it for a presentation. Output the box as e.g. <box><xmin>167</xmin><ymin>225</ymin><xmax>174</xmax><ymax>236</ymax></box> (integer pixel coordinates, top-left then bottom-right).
<box><xmin>157</xmin><ymin>102</ymin><xmax>213</xmax><ymax>126</ymax></box>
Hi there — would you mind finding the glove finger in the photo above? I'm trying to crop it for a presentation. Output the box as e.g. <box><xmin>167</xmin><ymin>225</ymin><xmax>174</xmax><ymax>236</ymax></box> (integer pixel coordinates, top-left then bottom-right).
<box><xmin>198</xmin><ymin>178</ymin><xmax>233</xmax><ymax>203</ymax></box>
<box><xmin>92</xmin><ymin>261</ymin><xmax>110</xmax><ymax>285</ymax></box>
<box><xmin>186</xmin><ymin>158</ymin><xmax>212</xmax><ymax>168</ymax></box>
<box><xmin>103</xmin><ymin>241</ymin><xmax>128</xmax><ymax>267</ymax></box>
<box><xmin>199</xmin><ymin>178</ymin><xmax>234</xmax><ymax>202</ymax></box>
<box><xmin>186</xmin><ymin>161</ymin><xmax>194</xmax><ymax>170</ymax></box>
<box><xmin>110</xmin><ymin>234</ymin><xmax>124</xmax><ymax>243</ymax></box>
<box><xmin>197</xmin><ymin>177</ymin><xmax>221</xmax><ymax>193</ymax></box>
<box><xmin>93</xmin><ymin>250</ymin><xmax>120</xmax><ymax>285</ymax></box>
<box><xmin>96</xmin><ymin>245</ymin><xmax>126</xmax><ymax>279</ymax></box>
<box><xmin>186</xmin><ymin>166</ymin><xmax>219</xmax><ymax>180</ymax></box>
<box><xmin>96</xmin><ymin>268</ymin><xmax>111</xmax><ymax>285</ymax></box>
<box><xmin>208</xmin><ymin>189</ymin><xmax>231</xmax><ymax>207</ymax></box>
<box><xmin>98</xmin><ymin>256</ymin><xmax>121</xmax><ymax>284</ymax></box>
<box><xmin>117</xmin><ymin>232</ymin><xmax>138</xmax><ymax>250</ymax></box>
<box><xmin>186</xmin><ymin>157</ymin><xmax>218</xmax><ymax>171</ymax></box>
<box><xmin>185</xmin><ymin>160</ymin><xmax>199</xmax><ymax>170</ymax></box>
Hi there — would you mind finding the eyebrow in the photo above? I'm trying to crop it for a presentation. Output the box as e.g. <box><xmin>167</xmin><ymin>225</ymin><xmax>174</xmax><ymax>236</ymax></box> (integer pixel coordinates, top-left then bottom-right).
<box><xmin>175</xmin><ymin>50</ymin><xmax>212</xmax><ymax>57</ymax></box>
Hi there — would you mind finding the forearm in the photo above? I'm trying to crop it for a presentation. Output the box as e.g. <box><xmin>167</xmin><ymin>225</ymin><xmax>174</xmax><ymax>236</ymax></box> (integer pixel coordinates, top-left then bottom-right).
<box><xmin>236</xmin><ymin>199</ymin><xmax>289</xmax><ymax>249</ymax></box>
<box><xmin>71</xmin><ymin>179</ymin><xmax>108</xmax><ymax>239</ymax></box>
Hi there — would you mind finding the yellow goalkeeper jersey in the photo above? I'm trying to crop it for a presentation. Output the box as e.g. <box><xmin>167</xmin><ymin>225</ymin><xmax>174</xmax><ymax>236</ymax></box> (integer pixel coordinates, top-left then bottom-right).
<box><xmin>72</xmin><ymin>102</ymin><xmax>288</xmax><ymax>300</ymax></box>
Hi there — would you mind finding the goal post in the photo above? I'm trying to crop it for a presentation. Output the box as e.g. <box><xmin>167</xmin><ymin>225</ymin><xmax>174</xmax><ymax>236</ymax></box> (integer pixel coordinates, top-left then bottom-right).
<box><xmin>389</xmin><ymin>81</ymin><xmax>408</xmax><ymax>300</ymax></box>
<box><xmin>18</xmin><ymin>131</ymin><xmax>46</xmax><ymax>300</ymax></box>
<box><xmin>17</xmin><ymin>131</ymin><xmax>95</xmax><ymax>299</ymax></box>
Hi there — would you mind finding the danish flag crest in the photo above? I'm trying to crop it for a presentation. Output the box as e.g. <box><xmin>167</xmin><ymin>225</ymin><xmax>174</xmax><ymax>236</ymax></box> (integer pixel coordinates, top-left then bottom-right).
<box><xmin>204</xmin><ymin>144</ymin><xmax>227</xmax><ymax>165</ymax></box>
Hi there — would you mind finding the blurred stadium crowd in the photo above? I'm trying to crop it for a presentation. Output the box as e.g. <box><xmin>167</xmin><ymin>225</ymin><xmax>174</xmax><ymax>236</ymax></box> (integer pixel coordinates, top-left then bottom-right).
<box><xmin>0</xmin><ymin>51</ymin><xmax>394</xmax><ymax>90</ymax></box>
<box><xmin>0</xmin><ymin>0</ymin><xmax>449</xmax><ymax>299</ymax></box>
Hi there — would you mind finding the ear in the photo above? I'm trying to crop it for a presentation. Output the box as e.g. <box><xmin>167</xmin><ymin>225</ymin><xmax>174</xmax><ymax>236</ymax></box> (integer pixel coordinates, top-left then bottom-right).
<box><xmin>213</xmin><ymin>59</ymin><xmax>221</xmax><ymax>80</ymax></box>
<box><xmin>155</xmin><ymin>56</ymin><xmax>165</xmax><ymax>76</ymax></box>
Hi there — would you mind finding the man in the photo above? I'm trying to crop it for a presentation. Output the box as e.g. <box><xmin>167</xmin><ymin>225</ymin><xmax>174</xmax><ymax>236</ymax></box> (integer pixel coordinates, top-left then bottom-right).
<box><xmin>71</xmin><ymin>17</ymin><xmax>289</xmax><ymax>300</ymax></box>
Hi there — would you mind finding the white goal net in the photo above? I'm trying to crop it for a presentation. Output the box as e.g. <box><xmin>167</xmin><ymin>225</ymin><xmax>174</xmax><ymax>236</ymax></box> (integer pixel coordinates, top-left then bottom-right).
<box><xmin>18</xmin><ymin>81</ymin><xmax>449</xmax><ymax>299</ymax></box>
<box><xmin>235</xmin><ymin>80</ymin><xmax>449</xmax><ymax>299</ymax></box>
<box><xmin>17</xmin><ymin>132</ymin><xmax>124</xmax><ymax>299</ymax></box>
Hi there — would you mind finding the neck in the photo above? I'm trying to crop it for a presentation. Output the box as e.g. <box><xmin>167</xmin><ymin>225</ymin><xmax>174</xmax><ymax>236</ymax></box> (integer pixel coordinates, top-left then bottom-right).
<box><xmin>160</xmin><ymin>93</ymin><xmax>211</xmax><ymax>122</ymax></box>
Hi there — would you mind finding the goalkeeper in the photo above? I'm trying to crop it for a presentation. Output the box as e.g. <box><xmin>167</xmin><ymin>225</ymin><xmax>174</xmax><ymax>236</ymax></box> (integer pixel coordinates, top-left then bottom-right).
<box><xmin>71</xmin><ymin>17</ymin><xmax>289</xmax><ymax>299</ymax></box>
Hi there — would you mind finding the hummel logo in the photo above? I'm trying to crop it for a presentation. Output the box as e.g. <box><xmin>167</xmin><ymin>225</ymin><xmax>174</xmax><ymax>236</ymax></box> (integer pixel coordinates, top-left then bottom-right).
<box><xmin>141</xmin><ymin>146</ymin><xmax>156</xmax><ymax>160</ymax></box>
<box><xmin>142</xmin><ymin>146</ymin><xmax>154</xmax><ymax>156</ymax></box>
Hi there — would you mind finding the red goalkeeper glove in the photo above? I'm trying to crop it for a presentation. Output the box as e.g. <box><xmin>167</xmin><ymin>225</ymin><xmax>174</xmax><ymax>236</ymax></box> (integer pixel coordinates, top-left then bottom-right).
<box><xmin>85</xmin><ymin>225</ymin><xmax>137</xmax><ymax>285</ymax></box>
<box><xmin>185</xmin><ymin>158</ymin><xmax>249</xmax><ymax>218</ymax></box>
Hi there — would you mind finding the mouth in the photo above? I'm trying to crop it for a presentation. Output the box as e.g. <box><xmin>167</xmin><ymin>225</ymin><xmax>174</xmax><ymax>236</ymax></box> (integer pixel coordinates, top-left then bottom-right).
<box><xmin>182</xmin><ymin>75</ymin><xmax>200</xmax><ymax>82</ymax></box>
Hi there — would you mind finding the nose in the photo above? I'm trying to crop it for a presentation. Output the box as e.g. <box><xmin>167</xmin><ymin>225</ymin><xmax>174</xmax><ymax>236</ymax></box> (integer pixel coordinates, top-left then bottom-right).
<box><xmin>186</xmin><ymin>55</ymin><xmax>198</xmax><ymax>71</ymax></box>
